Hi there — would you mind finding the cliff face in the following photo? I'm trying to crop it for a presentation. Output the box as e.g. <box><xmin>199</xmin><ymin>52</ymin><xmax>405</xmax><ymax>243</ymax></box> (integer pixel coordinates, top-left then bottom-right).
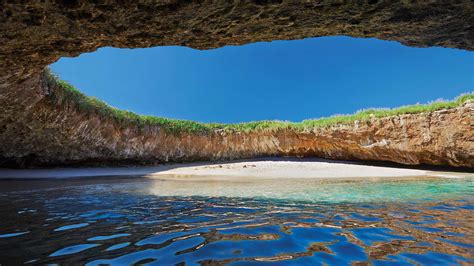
<box><xmin>0</xmin><ymin>1</ymin><xmax>473</xmax><ymax>168</ymax></box>
<box><xmin>0</xmin><ymin>72</ymin><xmax>472</xmax><ymax>168</ymax></box>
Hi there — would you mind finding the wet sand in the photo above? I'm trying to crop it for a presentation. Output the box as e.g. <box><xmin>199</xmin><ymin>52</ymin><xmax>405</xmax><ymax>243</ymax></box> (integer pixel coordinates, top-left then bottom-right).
<box><xmin>0</xmin><ymin>158</ymin><xmax>471</xmax><ymax>180</ymax></box>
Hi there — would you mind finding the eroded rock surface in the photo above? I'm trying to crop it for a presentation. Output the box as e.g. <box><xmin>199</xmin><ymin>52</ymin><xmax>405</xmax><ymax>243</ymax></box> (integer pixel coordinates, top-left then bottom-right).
<box><xmin>0</xmin><ymin>1</ymin><xmax>473</xmax><ymax>167</ymax></box>
<box><xmin>0</xmin><ymin>72</ymin><xmax>472</xmax><ymax>168</ymax></box>
<box><xmin>1</xmin><ymin>1</ymin><xmax>473</xmax><ymax>83</ymax></box>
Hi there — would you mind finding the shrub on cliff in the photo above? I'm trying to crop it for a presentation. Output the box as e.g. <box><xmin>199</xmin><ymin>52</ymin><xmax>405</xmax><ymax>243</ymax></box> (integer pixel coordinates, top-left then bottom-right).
<box><xmin>44</xmin><ymin>69</ymin><xmax>473</xmax><ymax>135</ymax></box>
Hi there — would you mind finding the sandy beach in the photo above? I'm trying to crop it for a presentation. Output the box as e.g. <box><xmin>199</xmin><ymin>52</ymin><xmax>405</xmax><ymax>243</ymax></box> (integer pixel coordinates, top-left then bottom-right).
<box><xmin>0</xmin><ymin>158</ymin><xmax>471</xmax><ymax>180</ymax></box>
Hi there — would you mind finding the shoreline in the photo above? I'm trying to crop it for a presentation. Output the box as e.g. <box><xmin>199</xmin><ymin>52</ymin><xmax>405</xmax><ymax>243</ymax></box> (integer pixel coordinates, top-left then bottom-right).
<box><xmin>0</xmin><ymin>158</ymin><xmax>472</xmax><ymax>180</ymax></box>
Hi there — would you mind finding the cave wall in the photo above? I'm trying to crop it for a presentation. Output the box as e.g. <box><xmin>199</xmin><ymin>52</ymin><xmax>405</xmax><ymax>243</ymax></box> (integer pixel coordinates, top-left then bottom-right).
<box><xmin>2</xmin><ymin>1</ymin><xmax>473</xmax><ymax>83</ymax></box>
<box><xmin>0</xmin><ymin>1</ymin><xmax>473</xmax><ymax>167</ymax></box>
<box><xmin>1</xmin><ymin>72</ymin><xmax>472</xmax><ymax>168</ymax></box>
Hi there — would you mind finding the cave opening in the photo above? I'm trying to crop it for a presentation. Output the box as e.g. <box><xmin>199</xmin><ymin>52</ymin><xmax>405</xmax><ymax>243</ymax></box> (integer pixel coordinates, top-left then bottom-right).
<box><xmin>1</xmin><ymin>2</ymin><xmax>473</xmax><ymax>168</ymax></box>
<box><xmin>49</xmin><ymin>36</ymin><xmax>474</xmax><ymax>124</ymax></box>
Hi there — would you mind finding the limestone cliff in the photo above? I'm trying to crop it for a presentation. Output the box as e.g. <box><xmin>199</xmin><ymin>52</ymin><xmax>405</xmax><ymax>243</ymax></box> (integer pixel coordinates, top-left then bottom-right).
<box><xmin>0</xmin><ymin>71</ymin><xmax>472</xmax><ymax>168</ymax></box>
<box><xmin>0</xmin><ymin>1</ymin><xmax>473</xmax><ymax>168</ymax></box>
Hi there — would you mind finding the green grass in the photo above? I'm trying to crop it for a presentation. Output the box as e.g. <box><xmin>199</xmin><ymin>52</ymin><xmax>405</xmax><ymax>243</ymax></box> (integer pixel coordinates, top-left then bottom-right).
<box><xmin>44</xmin><ymin>69</ymin><xmax>473</xmax><ymax>135</ymax></box>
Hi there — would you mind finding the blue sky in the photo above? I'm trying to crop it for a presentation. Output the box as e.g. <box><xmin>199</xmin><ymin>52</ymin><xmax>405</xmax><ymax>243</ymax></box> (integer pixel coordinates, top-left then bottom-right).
<box><xmin>51</xmin><ymin>36</ymin><xmax>473</xmax><ymax>123</ymax></box>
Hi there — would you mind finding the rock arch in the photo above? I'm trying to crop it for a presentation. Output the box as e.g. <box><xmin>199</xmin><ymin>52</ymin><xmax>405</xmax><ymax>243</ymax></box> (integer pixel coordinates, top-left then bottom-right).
<box><xmin>0</xmin><ymin>1</ymin><xmax>473</xmax><ymax>167</ymax></box>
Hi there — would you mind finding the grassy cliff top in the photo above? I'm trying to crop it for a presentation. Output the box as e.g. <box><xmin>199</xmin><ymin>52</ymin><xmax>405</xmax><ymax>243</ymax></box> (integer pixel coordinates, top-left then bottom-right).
<box><xmin>45</xmin><ymin>69</ymin><xmax>473</xmax><ymax>135</ymax></box>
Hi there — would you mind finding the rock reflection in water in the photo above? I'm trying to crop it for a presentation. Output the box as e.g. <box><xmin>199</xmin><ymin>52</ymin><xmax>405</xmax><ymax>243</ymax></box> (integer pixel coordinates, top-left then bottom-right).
<box><xmin>0</xmin><ymin>177</ymin><xmax>472</xmax><ymax>265</ymax></box>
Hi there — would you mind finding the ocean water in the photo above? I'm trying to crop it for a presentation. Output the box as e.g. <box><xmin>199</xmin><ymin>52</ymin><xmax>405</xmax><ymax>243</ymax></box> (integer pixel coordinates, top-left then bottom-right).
<box><xmin>0</xmin><ymin>177</ymin><xmax>473</xmax><ymax>265</ymax></box>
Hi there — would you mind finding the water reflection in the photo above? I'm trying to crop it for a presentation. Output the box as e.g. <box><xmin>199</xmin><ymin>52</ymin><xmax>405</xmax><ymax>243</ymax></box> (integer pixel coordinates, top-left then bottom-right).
<box><xmin>0</xmin><ymin>177</ymin><xmax>472</xmax><ymax>264</ymax></box>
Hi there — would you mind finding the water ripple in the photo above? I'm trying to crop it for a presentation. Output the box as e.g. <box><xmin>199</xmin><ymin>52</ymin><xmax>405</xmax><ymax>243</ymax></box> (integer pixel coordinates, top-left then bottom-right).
<box><xmin>0</xmin><ymin>177</ymin><xmax>472</xmax><ymax>264</ymax></box>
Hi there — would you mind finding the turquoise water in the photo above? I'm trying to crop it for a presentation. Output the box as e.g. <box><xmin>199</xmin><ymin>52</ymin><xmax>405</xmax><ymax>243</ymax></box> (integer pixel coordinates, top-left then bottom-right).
<box><xmin>0</xmin><ymin>177</ymin><xmax>473</xmax><ymax>264</ymax></box>
<box><xmin>144</xmin><ymin>177</ymin><xmax>474</xmax><ymax>203</ymax></box>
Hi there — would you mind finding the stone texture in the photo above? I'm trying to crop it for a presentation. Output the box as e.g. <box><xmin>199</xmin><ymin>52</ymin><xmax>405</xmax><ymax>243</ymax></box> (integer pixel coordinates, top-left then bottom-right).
<box><xmin>0</xmin><ymin>1</ymin><xmax>473</xmax><ymax>167</ymax></box>
<box><xmin>0</xmin><ymin>72</ymin><xmax>472</xmax><ymax>168</ymax></box>
<box><xmin>1</xmin><ymin>1</ymin><xmax>473</xmax><ymax>83</ymax></box>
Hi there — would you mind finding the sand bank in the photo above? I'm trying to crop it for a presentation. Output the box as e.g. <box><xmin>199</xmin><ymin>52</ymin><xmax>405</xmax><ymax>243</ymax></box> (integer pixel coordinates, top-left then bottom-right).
<box><xmin>0</xmin><ymin>158</ymin><xmax>471</xmax><ymax>180</ymax></box>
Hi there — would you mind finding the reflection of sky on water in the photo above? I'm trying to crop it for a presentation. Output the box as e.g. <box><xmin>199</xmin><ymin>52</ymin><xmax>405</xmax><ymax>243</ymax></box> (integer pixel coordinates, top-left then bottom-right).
<box><xmin>0</xmin><ymin>177</ymin><xmax>472</xmax><ymax>264</ymax></box>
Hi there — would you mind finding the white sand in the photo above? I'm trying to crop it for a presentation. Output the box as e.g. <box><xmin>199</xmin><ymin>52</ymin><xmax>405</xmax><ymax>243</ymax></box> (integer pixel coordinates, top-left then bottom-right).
<box><xmin>0</xmin><ymin>158</ymin><xmax>471</xmax><ymax>180</ymax></box>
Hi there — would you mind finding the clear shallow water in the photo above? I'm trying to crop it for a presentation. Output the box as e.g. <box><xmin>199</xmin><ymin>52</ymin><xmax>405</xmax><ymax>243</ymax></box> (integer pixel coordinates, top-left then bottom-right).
<box><xmin>0</xmin><ymin>177</ymin><xmax>473</xmax><ymax>265</ymax></box>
